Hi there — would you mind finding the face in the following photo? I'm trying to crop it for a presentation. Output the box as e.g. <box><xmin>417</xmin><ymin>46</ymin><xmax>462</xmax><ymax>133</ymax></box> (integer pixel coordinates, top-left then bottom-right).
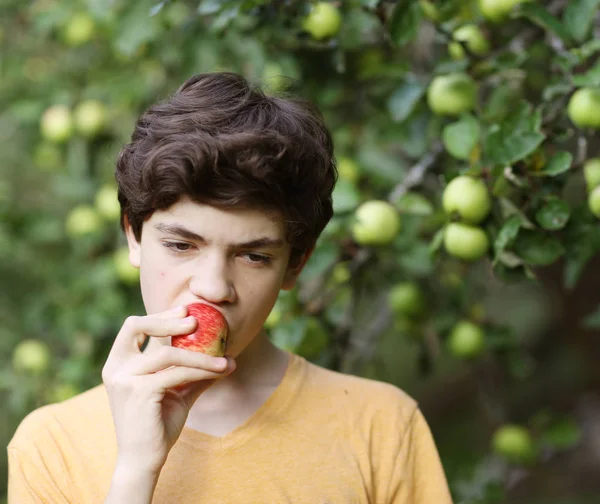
<box><xmin>124</xmin><ymin>198</ymin><xmax>308</xmax><ymax>357</ymax></box>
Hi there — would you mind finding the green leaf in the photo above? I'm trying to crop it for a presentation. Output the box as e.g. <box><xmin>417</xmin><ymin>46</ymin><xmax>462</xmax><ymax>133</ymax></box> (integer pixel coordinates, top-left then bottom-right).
<box><xmin>535</xmin><ymin>197</ymin><xmax>570</xmax><ymax>230</ymax></box>
<box><xmin>388</xmin><ymin>0</ymin><xmax>422</xmax><ymax>46</ymax></box>
<box><xmin>485</xmin><ymin>128</ymin><xmax>545</xmax><ymax>166</ymax></box>
<box><xmin>114</xmin><ymin>3</ymin><xmax>162</xmax><ymax>57</ymax></box>
<box><xmin>387</xmin><ymin>77</ymin><xmax>426</xmax><ymax>123</ymax></box>
<box><xmin>583</xmin><ymin>304</ymin><xmax>600</xmax><ymax>328</ymax></box>
<box><xmin>514</xmin><ymin>2</ymin><xmax>571</xmax><ymax>44</ymax></box>
<box><xmin>484</xmin><ymin>103</ymin><xmax>545</xmax><ymax>166</ymax></box>
<box><xmin>539</xmin><ymin>151</ymin><xmax>573</xmax><ymax>176</ymax></box>
<box><xmin>197</xmin><ymin>0</ymin><xmax>227</xmax><ymax>15</ymax></box>
<box><xmin>442</xmin><ymin>114</ymin><xmax>480</xmax><ymax>160</ymax></box>
<box><xmin>513</xmin><ymin>231</ymin><xmax>565</xmax><ymax>266</ymax></box>
<box><xmin>332</xmin><ymin>179</ymin><xmax>361</xmax><ymax>213</ymax></box>
<box><xmin>572</xmin><ymin>60</ymin><xmax>600</xmax><ymax>87</ymax></box>
<box><xmin>269</xmin><ymin>317</ymin><xmax>308</xmax><ymax>352</ymax></box>
<box><xmin>564</xmin><ymin>0</ymin><xmax>600</xmax><ymax>43</ymax></box>
<box><xmin>542</xmin><ymin>417</ymin><xmax>583</xmax><ymax>450</ymax></box>
<box><xmin>494</xmin><ymin>215</ymin><xmax>522</xmax><ymax>256</ymax></box>
<box><xmin>428</xmin><ymin>228</ymin><xmax>445</xmax><ymax>255</ymax></box>
<box><xmin>394</xmin><ymin>192</ymin><xmax>434</xmax><ymax>215</ymax></box>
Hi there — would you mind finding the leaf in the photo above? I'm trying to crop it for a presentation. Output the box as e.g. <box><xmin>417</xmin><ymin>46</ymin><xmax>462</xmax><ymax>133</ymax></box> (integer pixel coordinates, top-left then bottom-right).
<box><xmin>332</xmin><ymin>179</ymin><xmax>361</xmax><ymax>214</ymax></box>
<box><xmin>539</xmin><ymin>151</ymin><xmax>573</xmax><ymax>176</ymax></box>
<box><xmin>149</xmin><ymin>1</ymin><xmax>166</xmax><ymax>16</ymax></box>
<box><xmin>484</xmin><ymin>103</ymin><xmax>546</xmax><ymax>166</ymax></box>
<box><xmin>494</xmin><ymin>215</ymin><xmax>522</xmax><ymax>256</ymax></box>
<box><xmin>513</xmin><ymin>231</ymin><xmax>565</xmax><ymax>266</ymax></box>
<box><xmin>485</xmin><ymin>129</ymin><xmax>545</xmax><ymax>166</ymax></box>
<box><xmin>197</xmin><ymin>0</ymin><xmax>227</xmax><ymax>15</ymax></box>
<box><xmin>388</xmin><ymin>0</ymin><xmax>422</xmax><ymax>47</ymax></box>
<box><xmin>542</xmin><ymin>417</ymin><xmax>583</xmax><ymax>450</ymax></box>
<box><xmin>513</xmin><ymin>2</ymin><xmax>571</xmax><ymax>44</ymax></box>
<box><xmin>428</xmin><ymin>228</ymin><xmax>445</xmax><ymax>255</ymax></box>
<box><xmin>114</xmin><ymin>3</ymin><xmax>162</xmax><ymax>57</ymax></box>
<box><xmin>583</xmin><ymin>304</ymin><xmax>600</xmax><ymax>328</ymax></box>
<box><xmin>387</xmin><ymin>77</ymin><xmax>426</xmax><ymax>123</ymax></box>
<box><xmin>535</xmin><ymin>197</ymin><xmax>570</xmax><ymax>230</ymax></box>
<box><xmin>269</xmin><ymin>317</ymin><xmax>308</xmax><ymax>352</ymax></box>
<box><xmin>394</xmin><ymin>192</ymin><xmax>434</xmax><ymax>215</ymax></box>
<box><xmin>564</xmin><ymin>0</ymin><xmax>600</xmax><ymax>43</ymax></box>
<box><xmin>572</xmin><ymin>60</ymin><xmax>600</xmax><ymax>87</ymax></box>
<box><xmin>442</xmin><ymin>114</ymin><xmax>480</xmax><ymax>160</ymax></box>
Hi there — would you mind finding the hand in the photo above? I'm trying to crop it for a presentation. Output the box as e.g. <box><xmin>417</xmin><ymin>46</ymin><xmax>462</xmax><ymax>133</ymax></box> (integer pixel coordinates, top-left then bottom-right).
<box><xmin>102</xmin><ymin>305</ymin><xmax>235</xmax><ymax>475</ymax></box>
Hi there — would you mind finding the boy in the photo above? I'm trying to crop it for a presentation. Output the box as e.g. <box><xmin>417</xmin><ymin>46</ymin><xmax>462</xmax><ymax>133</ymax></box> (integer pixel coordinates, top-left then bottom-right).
<box><xmin>8</xmin><ymin>72</ymin><xmax>453</xmax><ymax>503</ymax></box>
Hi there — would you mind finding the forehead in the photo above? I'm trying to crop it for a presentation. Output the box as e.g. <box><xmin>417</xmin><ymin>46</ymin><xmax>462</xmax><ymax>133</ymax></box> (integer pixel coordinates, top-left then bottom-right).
<box><xmin>145</xmin><ymin>198</ymin><xmax>287</xmax><ymax>240</ymax></box>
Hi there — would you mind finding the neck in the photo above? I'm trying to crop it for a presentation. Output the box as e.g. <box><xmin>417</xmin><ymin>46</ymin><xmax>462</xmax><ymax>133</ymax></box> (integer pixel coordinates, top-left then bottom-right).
<box><xmin>193</xmin><ymin>329</ymin><xmax>289</xmax><ymax>404</ymax></box>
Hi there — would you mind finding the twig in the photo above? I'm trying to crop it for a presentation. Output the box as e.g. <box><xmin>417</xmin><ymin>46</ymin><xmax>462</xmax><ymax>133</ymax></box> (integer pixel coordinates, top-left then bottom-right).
<box><xmin>388</xmin><ymin>142</ymin><xmax>444</xmax><ymax>203</ymax></box>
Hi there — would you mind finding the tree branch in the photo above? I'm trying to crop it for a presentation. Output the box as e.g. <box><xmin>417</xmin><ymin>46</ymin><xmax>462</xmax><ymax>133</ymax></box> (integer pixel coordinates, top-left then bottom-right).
<box><xmin>388</xmin><ymin>142</ymin><xmax>444</xmax><ymax>203</ymax></box>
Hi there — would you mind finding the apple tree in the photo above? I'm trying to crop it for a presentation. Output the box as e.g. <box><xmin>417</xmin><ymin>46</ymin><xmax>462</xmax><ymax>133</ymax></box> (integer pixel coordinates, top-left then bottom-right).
<box><xmin>2</xmin><ymin>0</ymin><xmax>600</xmax><ymax>502</ymax></box>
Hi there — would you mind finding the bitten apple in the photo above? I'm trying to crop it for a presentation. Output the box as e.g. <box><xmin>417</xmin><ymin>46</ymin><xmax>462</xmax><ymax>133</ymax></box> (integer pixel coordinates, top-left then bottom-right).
<box><xmin>172</xmin><ymin>304</ymin><xmax>229</xmax><ymax>356</ymax></box>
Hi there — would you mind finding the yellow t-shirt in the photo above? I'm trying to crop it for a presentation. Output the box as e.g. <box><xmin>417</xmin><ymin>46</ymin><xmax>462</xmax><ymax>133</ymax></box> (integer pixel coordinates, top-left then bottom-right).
<box><xmin>8</xmin><ymin>352</ymin><xmax>453</xmax><ymax>503</ymax></box>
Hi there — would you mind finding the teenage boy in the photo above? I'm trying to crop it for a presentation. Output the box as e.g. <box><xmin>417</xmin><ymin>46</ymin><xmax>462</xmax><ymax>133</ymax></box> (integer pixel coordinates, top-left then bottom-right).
<box><xmin>8</xmin><ymin>72</ymin><xmax>453</xmax><ymax>503</ymax></box>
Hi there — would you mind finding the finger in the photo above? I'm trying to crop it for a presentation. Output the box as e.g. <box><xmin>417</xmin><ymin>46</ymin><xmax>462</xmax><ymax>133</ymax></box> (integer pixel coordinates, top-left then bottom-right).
<box><xmin>115</xmin><ymin>308</ymin><xmax>197</xmax><ymax>354</ymax></box>
<box><xmin>179</xmin><ymin>357</ymin><xmax>236</xmax><ymax>405</ymax></box>
<box><xmin>130</xmin><ymin>346</ymin><xmax>228</xmax><ymax>376</ymax></box>
<box><xmin>146</xmin><ymin>365</ymin><xmax>228</xmax><ymax>391</ymax></box>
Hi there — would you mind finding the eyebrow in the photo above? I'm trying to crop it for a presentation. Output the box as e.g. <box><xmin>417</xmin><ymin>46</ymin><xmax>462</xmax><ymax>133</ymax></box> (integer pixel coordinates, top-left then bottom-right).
<box><xmin>153</xmin><ymin>223</ymin><xmax>285</xmax><ymax>249</ymax></box>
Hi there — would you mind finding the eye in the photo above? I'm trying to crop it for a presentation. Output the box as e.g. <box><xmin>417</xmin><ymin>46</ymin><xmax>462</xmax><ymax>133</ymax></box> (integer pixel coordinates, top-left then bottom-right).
<box><xmin>241</xmin><ymin>253</ymin><xmax>272</xmax><ymax>265</ymax></box>
<box><xmin>163</xmin><ymin>241</ymin><xmax>192</xmax><ymax>252</ymax></box>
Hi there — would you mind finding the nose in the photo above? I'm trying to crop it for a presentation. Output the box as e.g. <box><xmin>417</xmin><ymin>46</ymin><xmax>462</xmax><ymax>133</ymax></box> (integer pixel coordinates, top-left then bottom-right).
<box><xmin>188</xmin><ymin>251</ymin><xmax>236</xmax><ymax>305</ymax></box>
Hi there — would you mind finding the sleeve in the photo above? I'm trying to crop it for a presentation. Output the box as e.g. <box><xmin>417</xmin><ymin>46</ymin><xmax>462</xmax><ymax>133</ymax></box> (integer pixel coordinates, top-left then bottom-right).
<box><xmin>7</xmin><ymin>447</ymin><xmax>71</xmax><ymax>504</ymax></box>
<box><xmin>7</xmin><ymin>409</ymin><xmax>73</xmax><ymax>504</ymax></box>
<box><xmin>386</xmin><ymin>407</ymin><xmax>454</xmax><ymax>504</ymax></box>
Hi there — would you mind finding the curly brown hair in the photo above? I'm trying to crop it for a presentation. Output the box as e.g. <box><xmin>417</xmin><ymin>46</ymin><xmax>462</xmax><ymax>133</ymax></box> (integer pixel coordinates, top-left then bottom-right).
<box><xmin>116</xmin><ymin>72</ymin><xmax>337</xmax><ymax>265</ymax></box>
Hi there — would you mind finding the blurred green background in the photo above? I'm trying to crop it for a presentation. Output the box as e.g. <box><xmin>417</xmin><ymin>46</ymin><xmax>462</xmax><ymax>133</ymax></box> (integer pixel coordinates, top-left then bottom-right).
<box><xmin>2</xmin><ymin>1</ymin><xmax>600</xmax><ymax>503</ymax></box>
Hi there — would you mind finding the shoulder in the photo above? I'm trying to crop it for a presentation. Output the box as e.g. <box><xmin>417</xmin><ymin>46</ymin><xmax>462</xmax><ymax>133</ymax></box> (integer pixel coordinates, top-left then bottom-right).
<box><xmin>8</xmin><ymin>384</ymin><xmax>112</xmax><ymax>454</ymax></box>
<box><xmin>294</xmin><ymin>355</ymin><xmax>419</xmax><ymax>428</ymax></box>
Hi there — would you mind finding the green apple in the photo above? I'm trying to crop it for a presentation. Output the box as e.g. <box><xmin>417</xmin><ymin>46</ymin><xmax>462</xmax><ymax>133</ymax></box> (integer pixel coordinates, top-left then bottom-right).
<box><xmin>46</xmin><ymin>383</ymin><xmax>80</xmax><ymax>403</ymax></box>
<box><xmin>337</xmin><ymin>157</ymin><xmax>360</xmax><ymax>184</ymax></box>
<box><xmin>352</xmin><ymin>200</ymin><xmax>401</xmax><ymax>246</ymax></box>
<box><xmin>94</xmin><ymin>184</ymin><xmax>121</xmax><ymax>221</ymax></box>
<box><xmin>163</xmin><ymin>2</ymin><xmax>192</xmax><ymax>28</ymax></box>
<box><xmin>447</xmin><ymin>320</ymin><xmax>485</xmax><ymax>358</ymax></box>
<box><xmin>584</xmin><ymin>158</ymin><xmax>600</xmax><ymax>191</ymax></box>
<box><xmin>443</xmin><ymin>175</ymin><xmax>492</xmax><ymax>224</ymax></box>
<box><xmin>492</xmin><ymin>424</ymin><xmax>536</xmax><ymax>464</ymax></box>
<box><xmin>62</xmin><ymin>12</ymin><xmax>96</xmax><ymax>47</ymax></box>
<box><xmin>588</xmin><ymin>185</ymin><xmax>600</xmax><ymax>218</ymax></box>
<box><xmin>65</xmin><ymin>205</ymin><xmax>103</xmax><ymax>237</ymax></box>
<box><xmin>262</xmin><ymin>62</ymin><xmax>287</xmax><ymax>93</ymax></box>
<box><xmin>427</xmin><ymin>73</ymin><xmax>477</xmax><ymax>116</ymax></box>
<box><xmin>478</xmin><ymin>0</ymin><xmax>526</xmax><ymax>22</ymax></box>
<box><xmin>34</xmin><ymin>142</ymin><xmax>63</xmax><ymax>172</ymax></box>
<box><xmin>419</xmin><ymin>0</ymin><xmax>441</xmax><ymax>21</ymax></box>
<box><xmin>444</xmin><ymin>222</ymin><xmax>489</xmax><ymax>261</ymax></box>
<box><xmin>40</xmin><ymin>105</ymin><xmax>73</xmax><ymax>143</ymax></box>
<box><xmin>331</xmin><ymin>262</ymin><xmax>351</xmax><ymax>284</ymax></box>
<box><xmin>449</xmin><ymin>24</ymin><xmax>490</xmax><ymax>59</ymax></box>
<box><xmin>12</xmin><ymin>339</ymin><xmax>51</xmax><ymax>375</ymax></box>
<box><xmin>568</xmin><ymin>88</ymin><xmax>600</xmax><ymax>129</ymax></box>
<box><xmin>388</xmin><ymin>282</ymin><xmax>425</xmax><ymax>318</ymax></box>
<box><xmin>113</xmin><ymin>247</ymin><xmax>140</xmax><ymax>285</ymax></box>
<box><xmin>74</xmin><ymin>99</ymin><xmax>107</xmax><ymax>138</ymax></box>
<box><xmin>303</xmin><ymin>2</ymin><xmax>342</xmax><ymax>40</ymax></box>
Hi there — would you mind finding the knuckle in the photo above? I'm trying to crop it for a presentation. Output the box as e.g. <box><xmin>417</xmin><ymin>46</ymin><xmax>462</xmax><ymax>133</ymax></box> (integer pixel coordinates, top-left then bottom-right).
<box><xmin>123</xmin><ymin>315</ymin><xmax>141</xmax><ymax>332</ymax></box>
<box><xmin>155</xmin><ymin>345</ymin><xmax>172</xmax><ymax>361</ymax></box>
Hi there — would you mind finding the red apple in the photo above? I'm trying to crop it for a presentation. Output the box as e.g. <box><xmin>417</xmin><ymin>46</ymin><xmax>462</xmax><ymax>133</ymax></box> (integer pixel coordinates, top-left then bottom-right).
<box><xmin>172</xmin><ymin>304</ymin><xmax>229</xmax><ymax>356</ymax></box>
